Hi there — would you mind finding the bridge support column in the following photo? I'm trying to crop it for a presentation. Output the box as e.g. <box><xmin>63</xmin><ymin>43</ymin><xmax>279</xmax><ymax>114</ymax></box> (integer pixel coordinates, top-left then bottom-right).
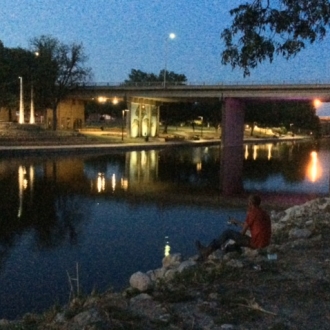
<box><xmin>220</xmin><ymin>98</ymin><xmax>245</xmax><ymax>195</ymax></box>
<box><xmin>128</xmin><ymin>99</ymin><xmax>160</xmax><ymax>138</ymax></box>
<box><xmin>221</xmin><ymin>98</ymin><xmax>245</xmax><ymax>148</ymax></box>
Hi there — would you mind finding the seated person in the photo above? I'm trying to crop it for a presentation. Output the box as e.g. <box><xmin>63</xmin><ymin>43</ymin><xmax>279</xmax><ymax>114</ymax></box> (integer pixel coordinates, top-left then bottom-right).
<box><xmin>196</xmin><ymin>194</ymin><xmax>271</xmax><ymax>261</ymax></box>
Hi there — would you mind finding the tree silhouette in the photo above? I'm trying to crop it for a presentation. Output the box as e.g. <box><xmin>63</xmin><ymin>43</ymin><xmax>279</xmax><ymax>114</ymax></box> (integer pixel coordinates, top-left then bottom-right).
<box><xmin>222</xmin><ymin>0</ymin><xmax>330</xmax><ymax>76</ymax></box>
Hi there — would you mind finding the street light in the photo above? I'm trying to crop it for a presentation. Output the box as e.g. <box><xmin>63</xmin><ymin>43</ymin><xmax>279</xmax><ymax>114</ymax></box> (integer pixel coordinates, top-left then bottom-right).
<box><xmin>18</xmin><ymin>76</ymin><xmax>24</xmax><ymax>124</ymax></box>
<box><xmin>163</xmin><ymin>33</ymin><xmax>176</xmax><ymax>88</ymax></box>
<box><xmin>30</xmin><ymin>51</ymin><xmax>39</xmax><ymax>124</ymax></box>
<box><xmin>29</xmin><ymin>83</ymin><xmax>35</xmax><ymax>124</ymax></box>
<box><xmin>121</xmin><ymin>109</ymin><xmax>129</xmax><ymax>141</ymax></box>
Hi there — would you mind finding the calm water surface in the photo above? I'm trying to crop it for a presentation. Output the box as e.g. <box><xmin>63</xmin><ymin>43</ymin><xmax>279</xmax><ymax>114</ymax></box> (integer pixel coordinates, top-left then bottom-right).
<box><xmin>0</xmin><ymin>139</ymin><xmax>329</xmax><ymax>319</ymax></box>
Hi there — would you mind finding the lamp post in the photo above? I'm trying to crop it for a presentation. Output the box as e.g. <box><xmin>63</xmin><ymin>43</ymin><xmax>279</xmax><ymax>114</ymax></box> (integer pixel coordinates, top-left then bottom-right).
<box><xmin>29</xmin><ymin>83</ymin><xmax>35</xmax><ymax>124</ymax></box>
<box><xmin>29</xmin><ymin>51</ymin><xmax>39</xmax><ymax>124</ymax></box>
<box><xmin>121</xmin><ymin>109</ymin><xmax>129</xmax><ymax>141</ymax></box>
<box><xmin>163</xmin><ymin>33</ymin><xmax>176</xmax><ymax>88</ymax></box>
<box><xmin>18</xmin><ymin>76</ymin><xmax>24</xmax><ymax>124</ymax></box>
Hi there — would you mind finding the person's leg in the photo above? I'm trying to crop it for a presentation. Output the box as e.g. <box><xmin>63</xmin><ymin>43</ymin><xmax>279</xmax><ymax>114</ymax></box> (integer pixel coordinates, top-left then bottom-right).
<box><xmin>211</xmin><ymin>229</ymin><xmax>249</xmax><ymax>247</ymax></box>
<box><xmin>218</xmin><ymin>229</ymin><xmax>251</xmax><ymax>248</ymax></box>
<box><xmin>195</xmin><ymin>240</ymin><xmax>217</xmax><ymax>261</ymax></box>
<box><xmin>217</xmin><ymin>229</ymin><xmax>251</xmax><ymax>253</ymax></box>
<box><xmin>196</xmin><ymin>229</ymin><xmax>251</xmax><ymax>260</ymax></box>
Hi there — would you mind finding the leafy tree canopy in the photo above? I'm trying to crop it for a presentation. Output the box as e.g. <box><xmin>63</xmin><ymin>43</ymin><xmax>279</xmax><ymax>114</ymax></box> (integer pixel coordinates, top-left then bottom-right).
<box><xmin>124</xmin><ymin>69</ymin><xmax>187</xmax><ymax>85</ymax></box>
<box><xmin>222</xmin><ymin>0</ymin><xmax>330</xmax><ymax>76</ymax></box>
<box><xmin>245</xmin><ymin>100</ymin><xmax>320</xmax><ymax>134</ymax></box>
<box><xmin>30</xmin><ymin>35</ymin><xmax>92</xmax><ymax>129</ymax></box>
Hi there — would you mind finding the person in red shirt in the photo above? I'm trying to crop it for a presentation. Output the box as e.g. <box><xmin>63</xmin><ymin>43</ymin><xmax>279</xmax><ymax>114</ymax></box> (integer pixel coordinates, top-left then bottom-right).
<box><xmin>196</xmin><ymin>194</ymin><xmax>271</xmax><ymax>261</ymax></box>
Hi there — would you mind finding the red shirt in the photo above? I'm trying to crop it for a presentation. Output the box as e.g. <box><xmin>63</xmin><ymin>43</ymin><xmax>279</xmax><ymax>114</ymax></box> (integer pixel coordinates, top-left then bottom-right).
<box><xmin>245</xmin><ymin>207</ymin><xmax>271</xmax><ymax>249</ymax></box>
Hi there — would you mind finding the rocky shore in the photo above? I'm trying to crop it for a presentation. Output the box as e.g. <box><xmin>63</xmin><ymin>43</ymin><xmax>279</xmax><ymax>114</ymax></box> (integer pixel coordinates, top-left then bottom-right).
<box><xmin>1</xmin><ymin>197</ymin><xmax>329</xmax><ymax>329</ymax></box>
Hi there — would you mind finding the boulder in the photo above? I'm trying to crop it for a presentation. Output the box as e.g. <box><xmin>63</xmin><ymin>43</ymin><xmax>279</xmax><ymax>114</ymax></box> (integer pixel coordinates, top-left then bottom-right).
<box><xmin>289</xmin><ymin>228</ymin><xmax>312</xmax><ymax>239</ymax></box>
<box><xmin>129</xmin><ymin>271</ymin><xmax>152</xmax><ymax>292</ymax></box>
<box><xmin>162</xmin><ymin>253</ymin><xmax>182</xmax><ymax>269</ymax></box>
<box><xmin>73</xmin><ymin>308</ymin><xmax>104</xmax><ymax>327</ymax></box>
<box><xmin>177</xmin><ymin>260</ymin><xmax>196</xmax><ymax>273</ymax></box>
<box><xmin>147</xmin><ymin>267</ymin><xmax>166</xmax><ymax>281</ymax></box>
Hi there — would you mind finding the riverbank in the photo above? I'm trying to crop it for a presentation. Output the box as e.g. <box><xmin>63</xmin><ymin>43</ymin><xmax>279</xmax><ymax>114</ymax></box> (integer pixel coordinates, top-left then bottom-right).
<box><xmin>1</xmin><ymin>197</ymin><xmax>329</xmax><ymax>329</ymax></box>
<box><xmin>0</xmin><ymin>124</ymin><xmax>313</xmax><ymax>155</ymax></box>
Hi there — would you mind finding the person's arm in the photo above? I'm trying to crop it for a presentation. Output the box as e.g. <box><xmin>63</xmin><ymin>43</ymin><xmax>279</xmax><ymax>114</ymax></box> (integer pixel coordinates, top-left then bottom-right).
<box><xmin>241</xmin><ymin>221</ymin><xmax>249</xmax><ymax>235</ymax></box>
<box><xmin>228</xmin><ymin>217</ymin><xmax>244</xmax><ymax>227</ymax></box>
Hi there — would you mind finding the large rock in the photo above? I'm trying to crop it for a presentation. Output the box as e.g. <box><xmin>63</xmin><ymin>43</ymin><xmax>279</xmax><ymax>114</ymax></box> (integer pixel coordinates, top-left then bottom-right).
<box><xmin>129</xmin><ymin>271</ymin><xmax>152</xmax><ymax>292</ymax></box>
<box><xmin>289</xmin><ymin>228</ymin><xmax>312</xmax><ymax>239</ymax></box>
<box><xmin>177</xmin><ymin>260</ymin><xmax>196</xmax><ymax>273</ymax></box>
<box><xmin>146</xmin><ymin>267</ymin><xmax>166</xmax><ymax>281</ymax></box>
<box><xmin>130</xmin><ymin>293</ymin><xmax>171</xmax><ymax>322</ymax></box>
<box><xmin>162</xmin><ymin>253</ymin><xmax>182</xmax><ymax>269</ymax></box>
<box><xmin>73</xmin><ymin>308</ymin><xmax>104</xmax><ymax>327</ymax></box>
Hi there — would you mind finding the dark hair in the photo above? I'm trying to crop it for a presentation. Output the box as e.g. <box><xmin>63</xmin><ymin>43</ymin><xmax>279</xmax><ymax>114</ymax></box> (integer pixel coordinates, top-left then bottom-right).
<box><xmin>248</xmin><ymin>194</ymin><xmax>261</xmax><ymax>206</ymax></box>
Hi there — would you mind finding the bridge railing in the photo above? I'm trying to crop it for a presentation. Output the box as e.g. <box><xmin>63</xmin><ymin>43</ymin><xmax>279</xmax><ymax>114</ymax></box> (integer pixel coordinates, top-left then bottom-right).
<box><xmin>80</xmin><ymin>79</ymin><xmax>330</xmax><ymax>88</ymax></box>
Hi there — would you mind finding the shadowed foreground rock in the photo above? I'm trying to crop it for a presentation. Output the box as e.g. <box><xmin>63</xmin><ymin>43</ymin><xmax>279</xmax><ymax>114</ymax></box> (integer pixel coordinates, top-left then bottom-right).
<box><xmin>1</xmin><ymin>197</ymin><xmax>330</xmax><ymax>329</ymax></box>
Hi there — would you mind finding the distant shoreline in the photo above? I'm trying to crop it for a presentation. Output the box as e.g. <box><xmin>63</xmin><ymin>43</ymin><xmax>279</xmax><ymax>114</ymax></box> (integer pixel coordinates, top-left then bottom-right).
<box><xmin>0</xmin><ymin>133</ymin><xmax>314</xmax><ymax>156</ymax></box>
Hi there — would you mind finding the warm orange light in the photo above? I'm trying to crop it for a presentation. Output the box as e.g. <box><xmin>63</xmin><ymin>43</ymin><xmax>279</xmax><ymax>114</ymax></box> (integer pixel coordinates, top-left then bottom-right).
<box><xmin>314</xmin><ymin>99</ymin><xmax>322</xmax><ymax>108</ymax></box>
<box><xmin>306</xmin><ymin>151</ymin><xmax>322</xmax><ymax>182</ymax></box>
<box><xmin>244</xmin><ymin>145</ymin><xmax>249</xmax><ymax>159</ymax></box>
<box><xmin>97</xmin><ymin>96</ymin><xmax>107</xmax><ymax>103</ymax></box>
<box><xmin>267</xmin><ymin>143</ymin><xmax>273</xmax><ymax>160</ymax></box>
<box><xmin>253</xmin><ymin>145</ymin><xmax>258</xmax><ymax>160</ymax></box>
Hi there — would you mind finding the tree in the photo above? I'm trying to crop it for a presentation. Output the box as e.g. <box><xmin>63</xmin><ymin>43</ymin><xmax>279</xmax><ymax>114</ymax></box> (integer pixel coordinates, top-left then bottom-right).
<box><xmin>30</xmin><ymin>35</ymin><xmax>92</xmax><ymax>130</ymax></box>
<box><xmin>221</xmin><ymin>0</ymin><xmax>330</xmax><ymax>76</ymax></box>
<box><xmin>245</xmin><ymin>100</ymin><xmax>320</xmax><ymax>135</ymax></box>
<box><xmin>124</xmin><ymin>68</ymin><xmax>187</xmax><ymax>85</ymax></box>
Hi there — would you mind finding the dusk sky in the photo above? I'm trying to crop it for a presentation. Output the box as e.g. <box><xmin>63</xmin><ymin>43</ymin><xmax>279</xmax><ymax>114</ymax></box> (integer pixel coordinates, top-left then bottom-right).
<box><xmin>2</xmin><ymin>0</ymin><xmax>330</xmax><ymax>83</ymax></box>
<box><xmin>1</xmin><ymin>0</ymin><xmax>330</xmax><ymax>114</ymax></box>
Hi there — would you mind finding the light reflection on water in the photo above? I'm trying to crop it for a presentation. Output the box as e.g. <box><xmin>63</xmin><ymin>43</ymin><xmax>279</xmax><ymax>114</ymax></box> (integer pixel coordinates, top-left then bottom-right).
<box><xmin>0</xmin><ymin>139</ymin><xmax>329</xmax><ymax>319</ymax></box>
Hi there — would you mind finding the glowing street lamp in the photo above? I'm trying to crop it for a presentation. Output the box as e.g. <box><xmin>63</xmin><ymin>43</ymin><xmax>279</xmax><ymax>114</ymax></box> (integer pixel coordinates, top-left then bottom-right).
<box><xmin>29</xmin><ymin>51</ymin><xmax>39</xmax><ymax>124</ymax></box>
<box><xmin>314</xmin><ymin>99</ymin><xmax>322</xmax><ymax>108</ymax></box>
<box><xmin>29</xmin><ymin>83</ymin><xmax>35</xmax><ymax>124</ymax></box>
<box><xmin>163</xmin><ymin>33</ymin><xmax>176</xmax><ymax>88</ymax></box>
<box><xmin>18</xmin><ymin>76</ymin><xmax>24</xmax><ymax>124</ymax></box>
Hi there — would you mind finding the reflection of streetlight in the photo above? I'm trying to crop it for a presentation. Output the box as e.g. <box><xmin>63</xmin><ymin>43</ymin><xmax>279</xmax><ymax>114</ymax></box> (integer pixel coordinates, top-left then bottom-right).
<box><xmin>307</xmin><ymin>151</ymin><xmax>321</xmax><ymax>182</ymax></box>
<box><xmin>121</xmin><ymin>109</ymin><xmax>129</xmax><ymax>141</ymax></box>
<box><xmin>163</xmin><ymin>33</ymin><xmax>176</xmax><ymax>88</ymax></box>
<box><xmin>18</xmin><ymin>76</ymin><xmax>24</xmax><ymax>124</ymax></box>
<box><xmin>198</xmin><ymin>116</ymin><xmax>203</xmax><ymax>137</ymax></box>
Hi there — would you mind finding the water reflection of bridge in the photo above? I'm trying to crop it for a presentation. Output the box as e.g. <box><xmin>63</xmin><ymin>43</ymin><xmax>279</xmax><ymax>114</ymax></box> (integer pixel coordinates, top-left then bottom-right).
<box><xmin>11</xmin><ymin>141</ymin><xmax>329</xmax><ymax>219</ymax></box>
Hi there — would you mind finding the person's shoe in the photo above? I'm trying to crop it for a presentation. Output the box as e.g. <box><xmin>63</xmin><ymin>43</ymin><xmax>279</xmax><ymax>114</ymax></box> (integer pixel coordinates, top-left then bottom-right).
<box><xmin>224</xmin><ymin>244</ymin><xmax>242</xmax><ymax>254</ymax></box>
<box><xmin>195</xmin><ymin>240</ymin><xmax>213</xmax><ymax>261</ymax></box>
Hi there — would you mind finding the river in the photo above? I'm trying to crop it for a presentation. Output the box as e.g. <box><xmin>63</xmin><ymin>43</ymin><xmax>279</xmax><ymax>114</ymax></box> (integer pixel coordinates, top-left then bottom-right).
<box><xmin>0</xmin><ymin>138</ymin><xmax>329</xmax><ymax>319</ymax></box>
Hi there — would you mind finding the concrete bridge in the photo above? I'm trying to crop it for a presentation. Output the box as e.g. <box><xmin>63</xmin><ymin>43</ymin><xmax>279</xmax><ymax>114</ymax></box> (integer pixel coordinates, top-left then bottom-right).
<box><xmin>72</xmin><ymin>82</ymin><xmax>330</xmax><ymax>146</ymax></box>
<box><xmin>72</xmin><ymin>82</ymin><xmax>330</xmax><ymax>102</ymax></box>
